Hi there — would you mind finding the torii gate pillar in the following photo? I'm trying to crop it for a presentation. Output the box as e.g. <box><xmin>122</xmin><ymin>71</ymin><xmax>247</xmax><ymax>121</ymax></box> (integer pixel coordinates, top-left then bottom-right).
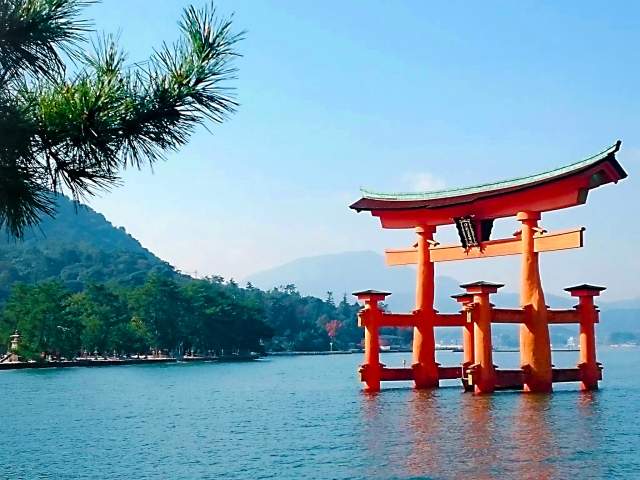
<box><xmin>517</xmin><ymin>211</ymin><xmax>553</xmax><ymax>392</ymax></box>
<box><xmin>462</xmin><ymin>282</ymin><xmax>503</xmax><ymax>394</ymax></box>
<box><xmin>452</xmin><ymin>293</ymin><xmax>475</xmax><ymax>369</ymax></box>
<box><xmin>566</xmin><ymin>284</ymin><xmax>606</xmax><ymax>391</ymax></box>
<box><xmin>412</xmin><ymin>225</ymin><xmax>439</xmax><ymax>389</ymax></box>
<box><xmin>355</xmin><ymin>290</ymin><xmax>390</xmax><ymax>393</ymax></box>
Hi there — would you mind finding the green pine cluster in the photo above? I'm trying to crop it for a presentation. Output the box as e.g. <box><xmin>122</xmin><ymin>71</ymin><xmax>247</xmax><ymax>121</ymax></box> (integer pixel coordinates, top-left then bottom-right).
<box><xmin>1</xmin><ymin>0</ymin><xmax>242</xmax><ymax>237</ymax></box>
<box><xmin>0</xmin><ymin>194</ymin><xmax>177</xmax><ymax>302</ymax></box>
<box><xmin>0</xmin><ymin>277</ymin><xmax>364</xmax><ymax>361</ymax></box>
<box><xmin>0</xmin><ymin>275</ymin><xmax>266</xmax><ymax>360</ymax></box>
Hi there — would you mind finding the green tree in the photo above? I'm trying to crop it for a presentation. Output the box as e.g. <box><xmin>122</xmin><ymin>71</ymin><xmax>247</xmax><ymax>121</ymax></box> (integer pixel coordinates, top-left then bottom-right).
<box><xmin>0</xmin><ymin>276</ymin><xmax>360</xmax><ymax>358</ymax></box>
<box><xmin>181</xmin><ymin>279</ymin><xmax>226</xmax><ymax>353</ymax></box>
<box><xmin>181</xmin><ymin>278</ymin><xmax>272</xmax><ymax>354</ymax></box>
<box><xmin>109</xmin><ymin>316</ymin><xmax>153</xmax><ymax>356</ymax></box>
<box><xmin>334</xmin><ymin>293</ymin><xmax>362</xmax><ymax>349</ymax></box>
<box><xmin>1</xmin><ymin>281</ymin><xmax>81</xmax><ymax>359</ymax></box>
<box><xmin>65</xmin><ymin>283</ymin><xmax>130</xmax><ymax>355</ymax></box>
<box><xmin>129</xmin><ymin>274</ymin><xmax>186</xmax><ymax>352</ymax></box>
<box><xmin>0</xmin><ymin>0</ymin><xmax>242</xmax><ymax>237</ymax></box>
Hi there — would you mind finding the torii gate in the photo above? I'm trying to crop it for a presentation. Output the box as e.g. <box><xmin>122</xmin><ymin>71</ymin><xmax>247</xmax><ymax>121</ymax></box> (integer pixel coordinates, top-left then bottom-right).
<box><xmin>350</xmin><ymin>142</ymin><xmax>627</xmax><ymax>393</ymax></box>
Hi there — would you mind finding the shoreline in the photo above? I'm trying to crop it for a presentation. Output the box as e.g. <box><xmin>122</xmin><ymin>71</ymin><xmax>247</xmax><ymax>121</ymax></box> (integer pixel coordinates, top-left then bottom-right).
<box><xmin>1</xmin><ymin>346</ymin><xmax>632</xmax><ymax>371</ymax></box>
<box><xmin>0</xmin><ymin>354</ymin><xmax>259</xmax><ymax>371</ymax></box>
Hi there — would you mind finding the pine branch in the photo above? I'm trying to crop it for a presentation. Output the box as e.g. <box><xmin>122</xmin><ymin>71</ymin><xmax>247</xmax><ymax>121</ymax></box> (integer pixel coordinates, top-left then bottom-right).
<box><xmin>120</xmin><ymin>4</ymin><xmax>243</xmax><ymax>168</ymax></box>
<box><xmin>1</xmin><ymin>1</ymin><xmax>242</xmax><ymax>237</ymax></box>
<box><xmin>0</xmin><ymin>159</ymin><xmax>55</xmax><ymax>238</ymax></box>
<box><xmin>0</xmin><ymin>89</ymin><xmax>54</xmax><ymax>237</ymax></box>
<box><xmin>0</xmin><ymin>0</ymin><xmax>91</xmax><ymax>83</ymax></box>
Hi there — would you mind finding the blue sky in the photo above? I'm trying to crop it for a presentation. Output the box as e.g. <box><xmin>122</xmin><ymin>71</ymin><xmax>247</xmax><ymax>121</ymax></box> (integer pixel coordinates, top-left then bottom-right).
<box><xmin>87</xmin><ymin>1</ymin><xmax>638</xmax><ymax>300</ymax></box>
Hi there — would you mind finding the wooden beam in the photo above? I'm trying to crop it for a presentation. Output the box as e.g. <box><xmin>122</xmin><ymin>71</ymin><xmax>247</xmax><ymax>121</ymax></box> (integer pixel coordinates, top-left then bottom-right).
<box><xmin>378</xmin><ymin>366</ymin><xmax>463</xmax><ymax>382</ymax></box>
<box><xmin>380</xmin><ymin>312</ymin><xmax>465</xmax><ymax>327</ymax></box>
<box><xmin>380</xmin><ymin>308</ymin><xmax>582</xmax><ymax>326</ymax></box>
<box><xmin>385</xmin><ymin>227</ymin><xmax>584</xmax><ymax>265</ymax></box>
<box><xmin>492</xmin><ymin>308</ymin><xmax>526</xmax><ymax>323</ymax></box>
<box><xmin>438</xmin><ymin>366</ymin><xmax>463</xmax><ymax>379</ymax></box>
<box><xmin>379</xmin><ymin>313</ymin><xmax>416</xmax><ymax>328</ymax></box>
<box><xmin>548</xmin><ymin>309</ymin><xmax>582</xmax><ymax>324</ymax></box>
<box><xmin>380</xmin><ymin>367</ymin><xmax>414</xmax><ymax>381</ymax></box>
<box><xmin>434</xmin><ymin>313</ymin><xmax>464</xmax><ymax>327</ymax></box>
<box><xmin>551</xmin><ymin>368</ymin><xmax>584</xmax><ymax>383</ymax></box>
<box><xmin>494</xmin><ymin>369</ymin><xmax>526</xmax><ymax>389</ymax></box>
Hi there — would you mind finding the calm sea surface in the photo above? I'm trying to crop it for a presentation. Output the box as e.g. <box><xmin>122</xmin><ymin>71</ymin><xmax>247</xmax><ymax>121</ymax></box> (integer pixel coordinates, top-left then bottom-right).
<box><xmin>1</xmin><ymin>348</ymin><xmax>639</xmax><ymax>479</ymax></box>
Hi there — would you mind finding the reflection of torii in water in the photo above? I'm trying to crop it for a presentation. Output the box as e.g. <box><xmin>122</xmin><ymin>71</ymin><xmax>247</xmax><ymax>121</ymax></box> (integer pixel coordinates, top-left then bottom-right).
<box><xmin>350</xmin><ymin>141</ymin><xmax>627</xmax><ymax>393</ymax></box>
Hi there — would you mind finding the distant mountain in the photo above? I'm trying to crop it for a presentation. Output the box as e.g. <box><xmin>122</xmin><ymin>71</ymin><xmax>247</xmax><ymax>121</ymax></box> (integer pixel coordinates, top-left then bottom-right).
<box><xmin>0</xmin><ymin>195</ymin><xmax>178</xmax><ymax>302</ymax></box>
<box><xmin>246</xmin><ymin>251</ymin><xmax>640</xmax><ymax>344</ymax></box>
<box><xmin>244</xmin><ymin>250</ymin><xmax>576</xmax><ymax>312</ymax></box>
<box><xmin>246</xmin><ymin>251</ymin><xmax>399</xmax><ymax>295</ymax></box>
<box><xmin>246</xmin><ymin>250</ymin><xmax>461</xmax><ymax>312</ymax></box>
<box><xmin>600</xmin><ymin>298</ymin><xmax>640</xmax><ymax>310</ymax></box>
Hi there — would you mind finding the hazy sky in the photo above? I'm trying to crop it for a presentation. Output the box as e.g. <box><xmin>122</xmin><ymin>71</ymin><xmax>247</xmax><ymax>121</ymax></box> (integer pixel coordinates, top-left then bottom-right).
<box><xmin>86</xmin><ymin>1</ymin><xmax>639</xmax><ymax>300</ymax></box>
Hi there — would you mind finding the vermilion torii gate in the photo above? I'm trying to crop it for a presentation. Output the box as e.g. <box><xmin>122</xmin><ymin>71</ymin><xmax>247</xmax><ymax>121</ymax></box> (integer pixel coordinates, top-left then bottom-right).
<box><xmin>350</xmin><ymin>142</ymin><xmax>627</xmax><ymax>393</ymax></box>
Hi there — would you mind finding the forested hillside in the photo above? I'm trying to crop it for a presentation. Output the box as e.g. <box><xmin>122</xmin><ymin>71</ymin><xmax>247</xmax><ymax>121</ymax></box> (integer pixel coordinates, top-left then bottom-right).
<box><xmin>0</xmin><ymin>196</ymin><xmax>177</xmax><ymax>302</ymax></box>
<box><xmin>0</xmin><ymin>196</ymin><xmax>365</xmax><ymax>359</ymax></box>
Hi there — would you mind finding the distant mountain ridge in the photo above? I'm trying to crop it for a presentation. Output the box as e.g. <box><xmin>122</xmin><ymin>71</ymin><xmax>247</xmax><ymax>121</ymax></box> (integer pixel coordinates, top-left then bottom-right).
<box><xmin>5</xmin><ymin>196</ymin><xmax>155</xmax><ymax>253</ymax></box>
<box><xmin>247</xmin><ymin>250</ymin><xmax>418</xmax><ymax>309</ymax></box>
<box><xmin>0</xmin><ymin>195</ymin><xmax>177</xmax><ymax>302</ymax></box>
<box><xmin>245</xmin><ymin>250</ymin><xmax>576</xmax><ymax>311</ymax></box>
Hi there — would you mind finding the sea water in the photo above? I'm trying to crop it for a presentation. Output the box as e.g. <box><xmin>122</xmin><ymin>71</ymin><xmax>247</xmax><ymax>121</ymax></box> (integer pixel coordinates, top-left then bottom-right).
<box><xmin>0</xmin><ymin>348</ymin><xmax>639</xmax><ymax>479</ymax></box>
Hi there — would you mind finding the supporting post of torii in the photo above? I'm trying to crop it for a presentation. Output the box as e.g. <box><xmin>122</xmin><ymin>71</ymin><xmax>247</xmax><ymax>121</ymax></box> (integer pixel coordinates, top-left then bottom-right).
<box><xmin>452</xmin><ymin>293</ymin><xmax>475</xmax><ymax>383</ymax></box>
<box><xmin>517</xmin><ymin>211</ymin><xmax>553</xmax><ymax>392</ymax></box>
<box><xmin>354</xmin><ymin>290</ymin><xmax>390</xmax><ymax>393</ymax></box>
<box><xmin>412</xmin><ymin>225</ymin><xmax>439</xmax><ymax>389</ymax></box>
<box><xmin>461</xmin><ymin>282</ymin><xmax>502</xmax><ymax>394</ymax></box>
<box><xmin>451</xmin><ymin>293</ymin><xmax>475</xmax><ymax>392</ymax></box>
<box><xmin>565</xmin><ymin>284</ymin><xmax>606</xmax><ymax>391</ymax></box>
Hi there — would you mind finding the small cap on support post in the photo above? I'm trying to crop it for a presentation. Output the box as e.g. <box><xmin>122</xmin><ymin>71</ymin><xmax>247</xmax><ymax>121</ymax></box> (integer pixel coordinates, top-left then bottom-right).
<box><xmin>451</xmin><ymin>292</ymin><xmax>474</xmax><ymax>304</ymax></box>
<box><xmin>516</xmin><ymin>211</ymin><xmax>541</xmax><ymax>221</ymax></box>
<box><xmin>459</xmin><ymin>281</ymin><xmax>504</xmax><ymax>295</ymax></box>
<box><xmin>564</xmin><ymin>284</ymin><xmax>606</xmax><ymax>298</ymax></box>
<box><xmin>352</xmin><ymin>289</ymin><xmax>391</xmax><ymax>303</ymax></box>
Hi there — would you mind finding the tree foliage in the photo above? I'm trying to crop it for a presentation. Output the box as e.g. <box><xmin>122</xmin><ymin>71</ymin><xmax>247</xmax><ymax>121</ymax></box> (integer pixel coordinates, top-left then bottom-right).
<box><xmin>0</xmin><ymin>275</ymin><xmax>364</xmax><ymax>361</ymax></box>
<box><xmin>1</xmin><ymin>281</ymin><xmax>80</xmax><ymax>359</ymax></box>
<box><xmin>0</xmin><ymin>195</ymin><xmax>179</xmax><ymax>302</ymax></box>
<box><xmin>0</xmin><ymin>0</ymin><xmax>242</xmax><ymax>237</ymax></box>
<box><xmin>242</xmin><ymin>285</ymin><xmax>362</xmax><ymax>352</ymax></box>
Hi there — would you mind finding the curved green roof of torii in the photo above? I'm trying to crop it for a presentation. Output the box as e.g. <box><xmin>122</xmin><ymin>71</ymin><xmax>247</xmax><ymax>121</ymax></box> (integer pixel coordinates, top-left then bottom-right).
<box><xmin>357</xmin><ymin>141</ymin><xmax>624</xmax><ymax>203</ymax></box>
